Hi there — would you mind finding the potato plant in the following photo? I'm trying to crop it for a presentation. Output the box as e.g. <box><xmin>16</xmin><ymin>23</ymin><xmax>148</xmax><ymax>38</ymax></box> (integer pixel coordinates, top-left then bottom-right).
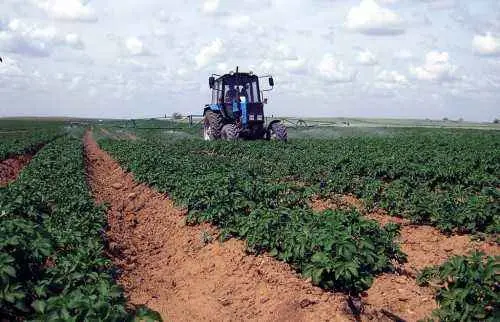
<box><xmin>417</xmin><ymin>251</ymin><xmax>499</xmax><ymax>321</ymax></box>
<box><xmin>124</xmin><ymin>127</ymin><xmax>500</xmax><ymax>234</ymax></box>
<box><xmin>99</xmin><ymin>138</ymin><xmax>407</xmax><ymax>294</ymax></box>
<box><xmin>0</xmin><ymin>128</ymin><xmax>63</xmax><ymax>160</ymax></box>
<box><xmin>0</xmin><ymin>136</ymin><xmax>160</xmax><ymax>321</ymax></box>
<box><xmin>99</xmin><ymin>126</ymin><xmax>499</xmax><ymax>317</ymax></box>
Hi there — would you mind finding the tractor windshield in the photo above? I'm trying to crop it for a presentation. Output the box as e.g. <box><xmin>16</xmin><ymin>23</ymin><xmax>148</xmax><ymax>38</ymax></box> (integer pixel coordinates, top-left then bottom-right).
<box><xmin>224</xmin><ymin>80</ymin><xmax>260</xmax><ymax>103</ymax></box>
<box><xmin>211</xmin><ymin>74</ymin><xmax>261</xmax><ymax>104</ymax></box>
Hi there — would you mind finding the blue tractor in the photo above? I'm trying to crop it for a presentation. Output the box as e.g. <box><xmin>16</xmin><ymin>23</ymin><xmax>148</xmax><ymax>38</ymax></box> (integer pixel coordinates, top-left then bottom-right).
<box><xmin>203</xmin><ymin>67</ymin><xmax>287</xmax><ymax>141</ymax></box>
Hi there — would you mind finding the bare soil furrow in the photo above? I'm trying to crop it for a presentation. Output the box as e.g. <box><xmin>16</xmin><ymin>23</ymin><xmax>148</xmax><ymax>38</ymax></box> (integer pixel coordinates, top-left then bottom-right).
<box><xmin>84</xmin><ymin>132</ymin><xmax>353</xmax><ymax>322</ymax></box>
<box><xmin>0</xmin><ymin>153</ymin><xmax>34</xmax><ymax>186</ymax></box>
<box><xmin>311</xmin><ymin>194</ymin><xmax>499</xmax><ymax>320</ymax></box>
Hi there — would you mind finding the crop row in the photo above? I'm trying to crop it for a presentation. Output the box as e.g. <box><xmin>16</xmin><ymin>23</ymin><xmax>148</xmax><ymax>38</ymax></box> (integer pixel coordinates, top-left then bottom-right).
<box><xmin>0</xmin><ymin>128</ymin><xmax>63</xmax><ymax>160</ymax></box>
<box><xmin>136</xmin><ymin>128</ymin><xmax>500</xmax><ymax>234</ymax></box>
<box><xmin>99</xmin><ymin>137</ymin><xmax>407</xmax><ymax>294</ymax></box>
<box><xmin>0</xmin><ymin>135</ymin><xmax>159</xmax><ymax>321</ymax></box>
<box><xmin>99</xmin><ymin>128</ymin><xmax>499</xmax><ymax>319</ymax></box>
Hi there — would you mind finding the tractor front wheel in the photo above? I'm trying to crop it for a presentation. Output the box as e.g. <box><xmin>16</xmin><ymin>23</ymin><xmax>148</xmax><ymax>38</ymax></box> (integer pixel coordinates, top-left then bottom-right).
<box><xmin>268</xmin><ymin>122</ymin><xmax>287</xmax><ymax>142</ymax></box>
<box><xmin>220</xmin><ymin>123</ymin><xmax>239</xmax><ymax>140</ymax></box>
<box><xmin>203</xmin><ymin>110</ymin><xmax>223</xmax><ymax>140</ymax></box>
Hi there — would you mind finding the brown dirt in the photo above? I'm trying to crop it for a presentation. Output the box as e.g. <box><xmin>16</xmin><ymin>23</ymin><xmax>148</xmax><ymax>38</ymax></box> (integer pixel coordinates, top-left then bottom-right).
<box><xmin>311</xmin><ymin>194</ymin><xmax>500</xmax><ymax>321</ymax></box>
<box><xmin>311</xmin><ymin>195</ymin><xmax>499</xmax><ymax>269</ymax></box>
<box><xmin>83</xmin><ymin>132</ymin><xmax>498</xmax><ymax>322</ymax></box>
<box><xmin>0</xmin><ymin>153</ymin><xmax>33</xmax><ymax>186</ymax></box>
<box><xmin>84</xmin><ymin>132</ymin><xmax>355</xmax><ymax>322</ymax></box>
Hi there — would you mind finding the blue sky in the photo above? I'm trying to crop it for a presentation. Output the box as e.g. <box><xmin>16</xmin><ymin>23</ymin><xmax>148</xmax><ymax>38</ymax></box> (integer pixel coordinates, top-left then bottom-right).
<box><xmin>1</xmin><ymin>0</ymin><xmax>499</xmax><ymax>121</ymax></box>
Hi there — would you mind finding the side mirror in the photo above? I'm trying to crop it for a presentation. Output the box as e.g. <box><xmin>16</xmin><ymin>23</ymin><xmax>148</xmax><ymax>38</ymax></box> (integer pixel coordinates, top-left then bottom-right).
<box><xmin>268</xmin><ymin>77</ymin><xmax>274</xmax><ymax>87</ymax></box>
<box><xmin>209</xmin><ymin>76</ymin><xmax>215</xmax><ymax>89</ymax></box>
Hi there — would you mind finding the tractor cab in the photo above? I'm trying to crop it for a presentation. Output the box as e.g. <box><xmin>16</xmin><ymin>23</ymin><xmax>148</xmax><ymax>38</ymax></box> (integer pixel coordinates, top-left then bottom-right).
<box><xmin>203</xmin><ymin>67</ymin><xmax>286</xmax><ymax>141</ymax></box>
<box><xmin>209</xmin><ymin>71</ymin><xmax>269</xmax><ymax>122</ymax></box>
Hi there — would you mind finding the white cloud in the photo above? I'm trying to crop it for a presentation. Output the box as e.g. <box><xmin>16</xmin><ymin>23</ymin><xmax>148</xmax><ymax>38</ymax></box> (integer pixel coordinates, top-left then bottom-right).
<box><xmin>35</xmin><ymin>0</ymin><xmax>97</xmax><ymax>22</ymax></box>
<box><xmin>157</xmin><ymin>10</ymin><xmax>181</xmax><ymax>24</ymax></box>
<box><xmin>202</xmin><ymin>0</ymin><xmax>220</xmax><ymax>14</ymax></box>
<box><xmin>345</xmin><ymin>0</ymin><xmax>405</xmax><ymax>35</ymax></box>
<box><xmin>272</xmin><ymin>43</ymin><xmax>298</xmax><ymax>60</ymax></box>
<box><xmin>409</xmin><ymin>51</ymin><xmax>459</xmax><ymax>82</ymax></box>
<box><xmin>283</xmin><ymin>57</ymin><xmax>308</xmax><ymax>74</ymax></box>
<box><xmin>125</xmin><ymin>37</ymin><xmax>149</xmax><ymax>56</ymax></box>
<box><xmin>225</xmin><ymin>15</ymin><xmax>251</xmax><ymax>30</ymax></box>
<box><xmin>65</xmin><ymin>33</ymin><xmax>84</xmax><ymax>49</ymax></box>
<box><xmin>68</xmin><ymin>76</ymin><xmax>82</xmax><ymax>90</ymax></box>
<box><xmin>88</xmin><ymin>86</ymin><xmax>97</xmax><ymax>97</ymax></box>
<box><xmin>394</xmin><ymin>49</ymin><xmax>413</xmax><ymax>60</ymax></box>
<box><xmin>176</xmin><ymin>67</ymin><xmax>191</xmax><ymax>80</ymax></box>
<box><xmin>357</xmin><ymin>49</ymin><xmax>378</xmax><ymax>65</ymax></box>
<box><xmin>376</xmin><ymin>70</ymin><xmax>408</xmax><ymax>87</ymax></box>
<box><xmin>420</xmin><ymin>0</ymin><xmax>457</xmax><ymax>10</ymax></box>
<box><xmin>472</xmin><ymin>33</ymin><xmax>500</xmax><ymax>56</ymax></box>
<box><xmin>116</xmin><ymin>58</ymin><xmax>151</xmax><ymax>71</ymax></box>
<box><xmin>249</xmin><ymin>60</ymin><xmax>277</xmax><ymax>75</ymax></box>
<box><xmin>248</xmin><ymin>59</ymin><xmax>282</xmax><ymax>75</ymax></box>
<box><xmin>0</xmin><ymin>19</ymin><xmax>85</xmax><ymax>56</ymax></box>
<box><xmin>195</xmin><ymin>38</ymin><xmax>225</xmax><ymax>69</ymax></box>
<box><xmin>317</xmin><ymin>54</ymin><xmax>356</xmax><ymax>83</ymax></box>
<box><xmin>216</xmin><ymin>63</ymin><xmax>228</xmax><ymax>73</ymax></box>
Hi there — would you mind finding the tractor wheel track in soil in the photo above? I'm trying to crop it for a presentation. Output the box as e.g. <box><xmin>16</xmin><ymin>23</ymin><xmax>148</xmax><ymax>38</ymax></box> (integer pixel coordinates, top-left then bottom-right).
<box><xmin>0</xmin><ymin>153</ymin><xmax>35</xmax><ymax>186</ymax></box>
<box><xmin>311</xmin><ymin>195</ymin><xmax>499</xmax><ymax>321</ymax></box>
<box><xmin>84</xmin><ymin>132</ymin><xmax>358</xmax><ymax>322</ymax></box>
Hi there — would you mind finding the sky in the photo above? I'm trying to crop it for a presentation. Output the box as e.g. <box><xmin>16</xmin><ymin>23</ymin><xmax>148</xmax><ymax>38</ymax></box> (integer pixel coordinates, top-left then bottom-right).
<box><xmin>0</xmin><ymin>0</ymin><xmax>499</xmax><ymax>121</ymax></box>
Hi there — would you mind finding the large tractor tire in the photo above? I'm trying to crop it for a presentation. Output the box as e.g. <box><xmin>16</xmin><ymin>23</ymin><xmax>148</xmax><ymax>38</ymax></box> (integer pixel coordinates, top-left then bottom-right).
<box><xmin>203</xmin><ymin>110</ymin><xmax>223</xmax><ymax>140</ymax></box>
<box><xmin>268</xmin><ymin>122</ymin><xmax>287</xmax><ymax>142</ymax></box>
<box><xmin>220</xmin><ymin>123</ymin><xmax>239</xmax><ymax>140</ymax></box>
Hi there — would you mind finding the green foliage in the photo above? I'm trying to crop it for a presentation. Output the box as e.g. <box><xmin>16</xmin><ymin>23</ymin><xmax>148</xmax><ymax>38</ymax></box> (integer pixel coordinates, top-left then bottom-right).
<box><xmin>417</xmin><ymin>252</ymin><xmax>499</xmax><ymax>321</ymax></box>
<box><xmin>243</xmin><ymin>208</ymin><xmax>406</xmax><ymax>293</ymax></box>
<box><xmin>0</xmin><ymin>136</ymin><xmax>161</xmax><ymax>321</ymax></box>
<box><xmin>0</xmin><ymin>128</ymin><xmax>63</xmax><ymax>160</ymax></box>
<box><xmin>99</xmin><ymin>137</ymin><xmax>407</xmax><ymax>295</ymax></box>
<box><xmin>141</xmin><ymin>127</ymin><xmax>499</xmax><ymax>234</ymax></box>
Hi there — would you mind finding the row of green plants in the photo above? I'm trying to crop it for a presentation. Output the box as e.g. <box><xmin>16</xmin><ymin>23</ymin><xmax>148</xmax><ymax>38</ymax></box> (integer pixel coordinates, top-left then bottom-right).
<box><xmin>99</xmin><ymin>138</ymin><xmax>407</xmax><ymax>294</ymax></box>
<box><xmin>0</xmin><ymin>128</ymin><xmax>63</xmax><ymax>160</ymax></box>
<box><xmin>417</xmin><ymin>252</ymin><xmax>499</xmax><ymax>321</ymax></box>
<box><xmin>0</xmin><ymin>135</ymin><xmax>160</xmax><ymax>321</ymax></box>
<box><xmin>99</xmin><ymin>127</ymin><xmax>499</xmax><ymax>320</ymax></box>
<box><xmin>138</xmin><ymin>127</ymin><xmax>499</xmax><ymax>234</ymax></box>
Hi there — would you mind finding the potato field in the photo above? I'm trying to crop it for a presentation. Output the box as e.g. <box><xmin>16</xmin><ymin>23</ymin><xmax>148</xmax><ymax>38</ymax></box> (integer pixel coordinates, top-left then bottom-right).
<box><xmin>0</xmin><ymin>119</ymin><xmax>498</xmax><ymax>322</ymax></box>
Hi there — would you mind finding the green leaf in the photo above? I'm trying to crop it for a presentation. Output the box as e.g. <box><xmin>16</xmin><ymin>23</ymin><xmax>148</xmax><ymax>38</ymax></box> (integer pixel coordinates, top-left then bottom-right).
<box><xmin>32</xmin><ymin>300</ymin><xmax>46</xmax><ymax>313</ymax></box>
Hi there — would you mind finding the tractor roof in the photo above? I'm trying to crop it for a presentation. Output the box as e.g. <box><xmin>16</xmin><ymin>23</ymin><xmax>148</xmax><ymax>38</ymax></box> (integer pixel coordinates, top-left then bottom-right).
<box><xmin>215</xmin><ymin>71</ymin><xmax>257</xmax><ymax>80</ymax></box>
<box><xmin>212</xmin><ymin>72</ymin><xmax>258</xmax><ymax>87</ymax></box>
<box><xmin>208</xmin><ymin>66</ymin><xmax>273</xmax><ymax>89</ymax></box>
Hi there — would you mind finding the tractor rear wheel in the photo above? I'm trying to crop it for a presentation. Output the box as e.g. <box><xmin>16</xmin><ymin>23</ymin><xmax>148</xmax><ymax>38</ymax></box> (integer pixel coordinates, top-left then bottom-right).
<box><xmin>220</xmin><ymin>123</ymin><xmax>239</xmax><ymax>140</ymax></box>
<box><xmin>269</xmin><ymin>122</ymin><xmax>287</xmax><ymax>142</ymax></box>
<box><xmin>204</xmin><ymin>110</ymin><xmax>223</xmax><ymax>140</ymax></box>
